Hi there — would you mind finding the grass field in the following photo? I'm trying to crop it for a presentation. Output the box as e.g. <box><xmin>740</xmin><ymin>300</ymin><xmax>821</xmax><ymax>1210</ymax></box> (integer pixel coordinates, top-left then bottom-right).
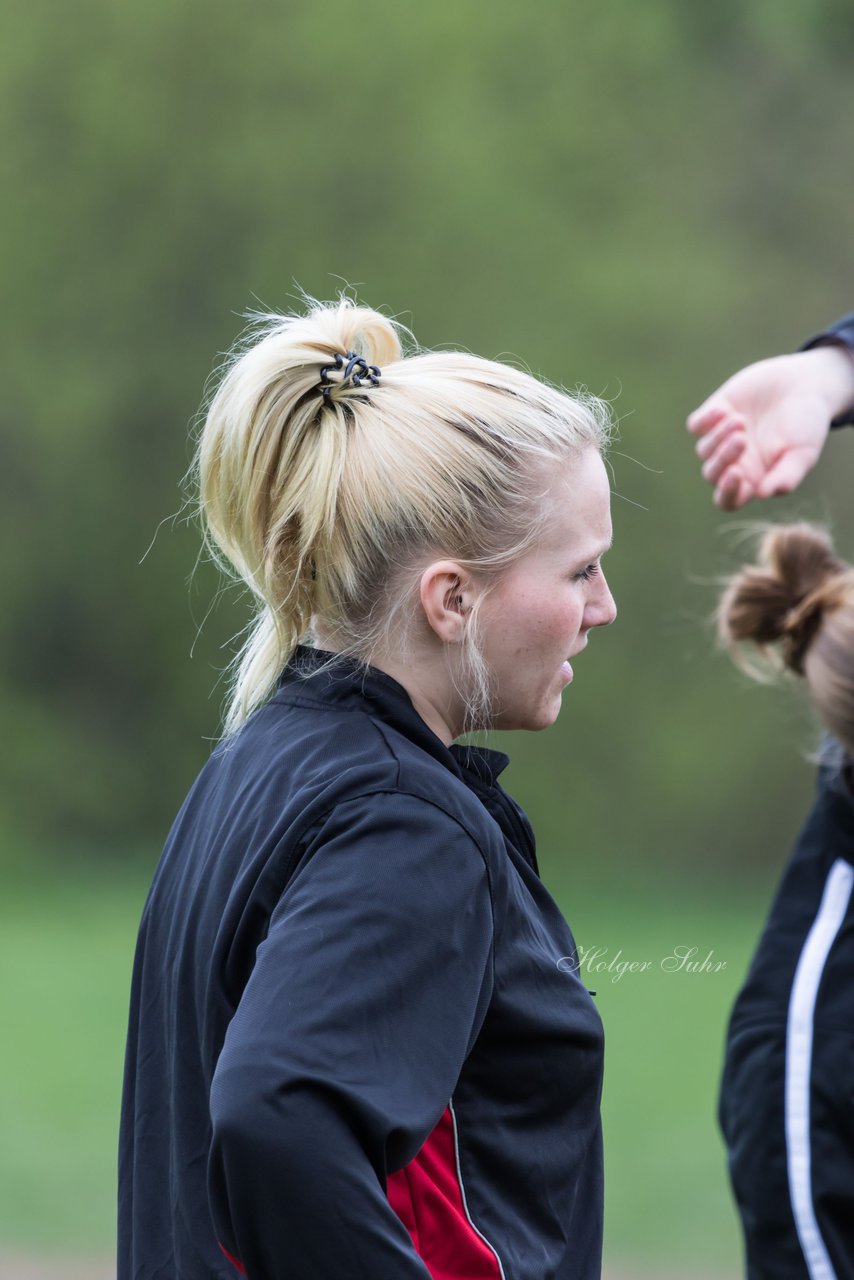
<box><xmin>555</xmin><ymin>864</ymin><xmax>760</xmax><ymax>1274</ymax></box>
<box><xmin>0</xmin><ymin>856</ymin><xmax>766</xmax><ymax>1274</ymax></box>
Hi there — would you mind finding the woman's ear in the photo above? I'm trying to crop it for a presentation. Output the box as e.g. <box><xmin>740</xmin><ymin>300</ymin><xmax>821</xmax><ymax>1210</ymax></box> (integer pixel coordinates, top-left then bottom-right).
<box><xmin>419</xmin><ymin>562</ymin><xmax>473</xmax><ymax>642</ymax></box>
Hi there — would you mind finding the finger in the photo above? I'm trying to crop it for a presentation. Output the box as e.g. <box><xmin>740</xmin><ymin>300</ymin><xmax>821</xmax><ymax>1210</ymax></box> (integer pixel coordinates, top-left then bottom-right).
<box><xmin>687</xmin><ymin>401</ymin><xmax>729</xmax><ymax>436</ymax></box>
<box><xmin>701</xmin><ymin>433</ymin><xmax>747</xmax><ymax>485</ymax></box>
<box><xmin>714</xmin><ymin>468</ymin><xmax>755</xmax><ymax>511</ymax></box>
<box><xmin>694</xmin><ymin>414</ymin><xmax>746</xmax><ymax>461</ymax></box>
<box><xmin>755</xmin><ymin>454</ymin><xmax>808</xmax><ymax>499</ymax></box>
<box><xmin>714</xmin><ymin>467</ymin><xmax>742</xmax><ymax>511</ymax></box>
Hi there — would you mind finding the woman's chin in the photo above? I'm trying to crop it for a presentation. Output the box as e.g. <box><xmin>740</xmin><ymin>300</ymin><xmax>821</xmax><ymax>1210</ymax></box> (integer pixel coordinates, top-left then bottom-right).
<box><xmin>493</xmin><ymin>678</ymin><xmax>570</xmax><ymax>731</ymax></box>
<box><xmin>523</xmin><ymin>701</ymin><xmax>564</xmax><ymax>732</ymax></box>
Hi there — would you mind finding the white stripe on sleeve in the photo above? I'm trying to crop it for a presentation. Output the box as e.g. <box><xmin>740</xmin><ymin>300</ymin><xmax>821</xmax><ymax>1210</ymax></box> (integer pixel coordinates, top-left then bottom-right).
<box><xmin>785</xmin><ymin>856</ymin><xmax>854</xmax><ymax>1280</ymax></box>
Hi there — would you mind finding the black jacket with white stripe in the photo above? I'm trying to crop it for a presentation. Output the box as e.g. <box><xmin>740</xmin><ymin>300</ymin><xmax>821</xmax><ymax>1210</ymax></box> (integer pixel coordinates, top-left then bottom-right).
<box><xmin>719</xmin><ymin>735</ymin><xmax>854</xmax><ymax>1280</ymax></box>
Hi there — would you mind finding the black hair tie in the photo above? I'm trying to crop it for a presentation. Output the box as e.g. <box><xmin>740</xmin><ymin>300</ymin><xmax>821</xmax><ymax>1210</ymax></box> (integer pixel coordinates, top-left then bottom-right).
<box><xmin>318</xmin><ymin>350</ymin><xmax>381</xmax><ymax>404</ymax></box>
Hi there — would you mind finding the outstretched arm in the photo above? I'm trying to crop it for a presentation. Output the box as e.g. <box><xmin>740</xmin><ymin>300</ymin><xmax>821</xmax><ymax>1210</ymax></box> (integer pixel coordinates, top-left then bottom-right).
<box><xmin>686</xmin><ymin>313</ymin><xmax>854</xmax><ymax>511</ymax></box>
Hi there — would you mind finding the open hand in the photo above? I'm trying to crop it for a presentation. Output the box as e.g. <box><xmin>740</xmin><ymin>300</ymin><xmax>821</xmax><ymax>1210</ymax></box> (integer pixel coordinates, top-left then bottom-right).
<box><xmin>686</xmin><ymin>346</ymin><xmax>854</xmax><ymax>511</ymax></box>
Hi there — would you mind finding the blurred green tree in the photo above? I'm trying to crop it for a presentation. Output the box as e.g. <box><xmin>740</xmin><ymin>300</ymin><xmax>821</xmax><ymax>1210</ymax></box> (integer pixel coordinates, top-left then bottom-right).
<box><xmin>1</xmin><ymin>0</ymin><xmax>852</xmax><ymax>872</ymax></box>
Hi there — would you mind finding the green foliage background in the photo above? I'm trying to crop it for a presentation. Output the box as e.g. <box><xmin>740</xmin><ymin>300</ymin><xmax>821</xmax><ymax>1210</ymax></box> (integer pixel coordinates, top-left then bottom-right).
<box><xmin>2</xmin><ymin>0</ymin><xmax>854</xmax><ymax>1269</ymax></box>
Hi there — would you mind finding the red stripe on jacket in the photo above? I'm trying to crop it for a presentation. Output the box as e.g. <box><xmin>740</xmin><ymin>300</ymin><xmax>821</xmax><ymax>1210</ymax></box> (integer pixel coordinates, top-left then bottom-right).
<box><xmin>387</xmin><ymin>1103</ymin><xmax>503</xmax><ymax>1279</ymax></box>
<box><xmin>219</xmin><ymin>1241</ymin><xmax>247</xmax><ymax>1275</ymax></box>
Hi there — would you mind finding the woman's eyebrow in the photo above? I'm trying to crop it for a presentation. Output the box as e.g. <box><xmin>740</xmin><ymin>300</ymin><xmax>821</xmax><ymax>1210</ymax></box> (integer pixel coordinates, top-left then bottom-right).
<box><xmin>578</xmin><ymin>536</ymin><xmax>613</xmax><ymax>562</ymax></box>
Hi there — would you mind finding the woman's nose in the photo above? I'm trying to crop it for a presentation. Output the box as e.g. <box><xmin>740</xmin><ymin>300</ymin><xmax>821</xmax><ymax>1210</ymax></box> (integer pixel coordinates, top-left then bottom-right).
<box><xmin>587</xmin><ymin>574</ymin><xmax>617</xmax><ymax>628</ymax></box>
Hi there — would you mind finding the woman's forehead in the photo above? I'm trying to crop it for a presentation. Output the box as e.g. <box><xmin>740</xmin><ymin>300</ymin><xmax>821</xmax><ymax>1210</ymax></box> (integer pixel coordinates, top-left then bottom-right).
<box><xmin>542</xmin><ymin>454</ymin><xmax>613</xmax><ymax>544</ymax></box>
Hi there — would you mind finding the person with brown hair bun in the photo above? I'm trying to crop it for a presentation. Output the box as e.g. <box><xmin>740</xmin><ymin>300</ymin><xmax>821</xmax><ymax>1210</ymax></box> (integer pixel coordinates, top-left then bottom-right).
<box><xmin>687</xmin><ymin>313</ymin><xmax>854</xmax><ymax>1280</ymax></box>
<box><xmin>719</xmin><ymin>522</ymin><xmax>854</xmax><ymax>735</ymax></box>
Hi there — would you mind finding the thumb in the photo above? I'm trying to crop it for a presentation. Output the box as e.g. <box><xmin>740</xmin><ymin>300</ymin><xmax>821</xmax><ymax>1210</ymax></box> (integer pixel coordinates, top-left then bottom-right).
<box><xmin>755</xmin><ymin>451</ymin><xmax>810</xmax><ymax>499</ymax></box>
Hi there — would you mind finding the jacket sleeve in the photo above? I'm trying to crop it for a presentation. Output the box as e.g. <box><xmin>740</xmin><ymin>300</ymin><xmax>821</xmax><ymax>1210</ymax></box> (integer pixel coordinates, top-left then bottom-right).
<box><xmin>207</xmin><ymin>791</ymin><xmax>496</xmax><ymax>1279</ymax></box>
<box><xmin>718</xmin><ymin>734</ymin><xmax>854</xmax><ymax>1276</ymax></box>
<box><xmin>798</xmin><ymin>310</ymin><xmax>854</xmax><ymax>427</ymax></box>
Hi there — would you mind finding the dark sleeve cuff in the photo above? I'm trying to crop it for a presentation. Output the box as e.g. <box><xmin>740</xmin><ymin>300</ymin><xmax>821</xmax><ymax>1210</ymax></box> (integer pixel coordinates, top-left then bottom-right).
<box><xmin>798</xmin><ymin>311</ymin><xmax>854</xmax><ymax>427</ymax></box>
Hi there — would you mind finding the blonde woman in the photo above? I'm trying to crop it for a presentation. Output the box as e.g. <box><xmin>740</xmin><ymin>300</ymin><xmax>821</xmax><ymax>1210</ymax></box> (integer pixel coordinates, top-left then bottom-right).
<box><xmin>118</xmin><ymin>298</ymin><xmax>617</xmax><ymax>1280</ymax></box>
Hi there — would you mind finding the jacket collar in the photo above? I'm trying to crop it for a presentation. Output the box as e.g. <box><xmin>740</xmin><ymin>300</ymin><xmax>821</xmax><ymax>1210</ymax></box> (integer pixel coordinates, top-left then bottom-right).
<box><xmin>275</xmin><ymin>643</ymin><xmax>511</xmax><ymax>790</ymax></box>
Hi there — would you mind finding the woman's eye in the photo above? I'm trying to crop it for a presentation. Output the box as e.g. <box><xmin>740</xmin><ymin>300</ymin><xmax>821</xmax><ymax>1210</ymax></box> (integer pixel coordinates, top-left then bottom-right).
<box><xmin>574</xmin><ymin>563</ymin><xmax>600</xmax><ymax>582</ymax></box>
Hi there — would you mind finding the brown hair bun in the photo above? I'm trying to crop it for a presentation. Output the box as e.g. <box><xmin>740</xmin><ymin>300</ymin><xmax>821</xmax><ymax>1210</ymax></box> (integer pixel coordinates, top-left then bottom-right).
<box><xmin>718</xmin><ymin>523</ymin><xmax>847</xmax><ymax>676</ymax></box>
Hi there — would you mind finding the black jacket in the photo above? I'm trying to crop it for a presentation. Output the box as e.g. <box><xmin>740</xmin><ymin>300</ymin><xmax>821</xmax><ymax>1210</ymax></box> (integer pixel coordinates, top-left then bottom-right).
<box><xmin>719</xmin><ymin>737</ymin><xmax>854</xmax><ymax>1279</ymax></box>
<box><xmin>119</xmin><ymin>643</ymin><xmax>605</xmax><ymax>1280</ymax></box>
